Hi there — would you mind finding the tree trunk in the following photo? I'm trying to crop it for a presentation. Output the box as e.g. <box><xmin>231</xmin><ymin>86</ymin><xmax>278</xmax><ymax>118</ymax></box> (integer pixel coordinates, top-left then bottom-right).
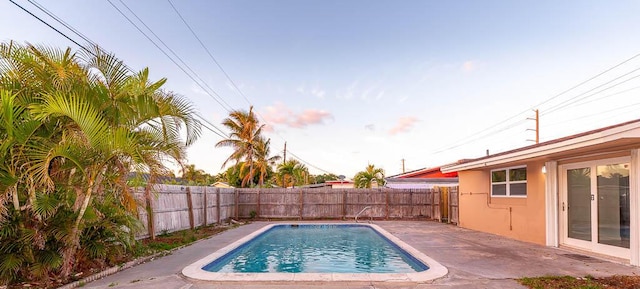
<box><xmin>60</xmin><ymin>173</ymin><xmax>98</xmax><ymax>277</ymax></box>
<box><xmin>11</xmin><ymin>184</ymin><xmax>19</xmax><ymax>211</ymax></box>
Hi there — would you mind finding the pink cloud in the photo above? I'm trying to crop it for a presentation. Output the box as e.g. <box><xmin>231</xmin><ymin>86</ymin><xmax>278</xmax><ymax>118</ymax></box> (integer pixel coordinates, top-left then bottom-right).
<box><xmin>388</xmin><ymin>117</ymin><xmax>419</xmax><ymax>135</ymax></box>
<box><xmin>262</xmin><ymin>102</ymin><xmax>293</xmax><ymax>125</ymax></box>
<box><xmin>261</xmin><ymin>102</ymin><xmax>333</xmax><ymax>129</ymax></box>
<box><xmin>291</xmin><ymin>109</ymin><xmax>333</xmax><ymax>128</ymax></box>
<box><xmin>461</xmin><ymin>60</ymin><xmax>477</xmax><ymax>72</ymax></box>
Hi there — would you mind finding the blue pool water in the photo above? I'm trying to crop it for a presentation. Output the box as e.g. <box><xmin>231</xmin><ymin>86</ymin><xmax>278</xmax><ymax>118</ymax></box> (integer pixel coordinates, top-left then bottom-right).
<box><xmin>202</xmin><ymin>224</ymin><xmax>429</xmax><ymax>273</ymax></box>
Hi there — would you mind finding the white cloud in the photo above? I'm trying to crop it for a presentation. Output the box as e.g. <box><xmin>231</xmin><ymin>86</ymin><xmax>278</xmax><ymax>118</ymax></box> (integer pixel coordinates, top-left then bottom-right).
<box><xmin>337</xmin><ymin>80</ymin><xmax>359</xmax><ymax>100</ymax></box>
<box><xmin>310</xmin><ymin>88</ymin><xmax>326</xmax><ymax>99</ymax></box>
<box><xmin>296</xmin><ymin>84</ymin><xmax>326</xmax><ymax>99</ymax></box>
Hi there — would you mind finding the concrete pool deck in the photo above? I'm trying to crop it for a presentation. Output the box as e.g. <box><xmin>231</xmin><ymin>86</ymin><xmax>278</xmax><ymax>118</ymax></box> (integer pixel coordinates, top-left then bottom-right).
<box><xmin>84</xmin><ymin>221</ymin><xmax>640</xmax><ymax>289</ymax></box>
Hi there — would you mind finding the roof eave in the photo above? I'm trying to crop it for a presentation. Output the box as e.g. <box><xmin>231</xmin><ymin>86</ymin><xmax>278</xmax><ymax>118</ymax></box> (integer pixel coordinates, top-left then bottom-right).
<box><xmin>442</xmin><ymin>121</ymin><xmax>640</xmax><ymax>173</ymax></box>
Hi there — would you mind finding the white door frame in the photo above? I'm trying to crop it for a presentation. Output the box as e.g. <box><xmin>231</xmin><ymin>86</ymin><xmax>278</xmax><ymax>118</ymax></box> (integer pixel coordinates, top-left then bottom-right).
<box><xmin>558</xmin><ymin>156</ymin><xmax>630</xmax><ymax>260</ymax></box>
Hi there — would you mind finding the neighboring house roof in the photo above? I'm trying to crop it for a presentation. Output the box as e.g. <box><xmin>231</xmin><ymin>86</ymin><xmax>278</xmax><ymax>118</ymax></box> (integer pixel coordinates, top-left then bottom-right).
<box><xmin>442</xmin><ymin>118</ymin><xmax>640</xmax><ymax>172</ymax></box>
<box><xmin>299</xmin><ymin>183</ymin><xmax>333</xmax><ymax>189</ymax></box>
<box><xmin>325</xmin><ymin>180</ymin><xmax>355</xmax><ymax>184</ymax></box>
<box><xmin>211</xmin><ymin>181</ymin><xmax>234</xmax><ymax>188</ymax></box>
<box><xmin>386</xmin><ymin>166</ymin><xmax>458</xmax><ymax>179</ymax></box>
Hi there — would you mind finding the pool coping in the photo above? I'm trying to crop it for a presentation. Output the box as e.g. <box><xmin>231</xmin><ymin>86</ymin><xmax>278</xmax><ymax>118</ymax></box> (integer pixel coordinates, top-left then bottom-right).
<box><xmin>181</xmin><ymin>223</ymin><xmax>448</xmax><ymax>283</ymax></box>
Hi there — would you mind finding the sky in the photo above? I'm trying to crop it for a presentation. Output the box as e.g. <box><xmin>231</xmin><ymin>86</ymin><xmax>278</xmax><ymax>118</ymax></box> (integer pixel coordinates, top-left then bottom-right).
<box><xmin>2</xmin><ymin>0</ymin><xmax>640</xmax><ymax>178</ymax></box>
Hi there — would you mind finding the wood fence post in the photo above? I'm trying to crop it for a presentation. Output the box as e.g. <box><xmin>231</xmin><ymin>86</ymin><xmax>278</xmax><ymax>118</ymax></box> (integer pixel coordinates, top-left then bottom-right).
<box><xmin>385</xmin><ymin>189</ymin><xmax>390</xmax><ymax>219</ymax></box>
<box><xmin>432</xmin><ymin>188</ymin><xmax>437</xmax><ymax>220</ymax></box>
<box><xmin>257</xmin><ymin>189</ymin><xmax>261</xmax><ymax>218</ymax></box>
<box><xmin>216</xmin><ymin>188</ymin><xmax>221</xmax><ymax>224</ymax></box>
<box><xmin>186</xmin><ymin>187</ymin><xmax>195</xmax><ymax>230</ymax></box>
<box><xmin>235</xmin><ymin>189</ymin><xmax>239</xmax><ymax>220</ymax></box>
<box><xmin>145</xmin><ymin>185</ymin><xmax>155</xmax><ymax>240</ymax></box>
<box><xmin>203</xmin><ymin>186</ymin><xmax>208</xmax><ymax>226</ymax></box>
<box><xmin>409</xmin><ymin>190</ymin><xmax>414</xmax><ymax>217</ymax></box>
<box><xmin>299</xmin><ymin>189</ymin><xmax>304</xmax><ymax>220</ymax></box>
<box><xmin>447</xmin><ymin>187</ymin><xmax>451</xmax><ymax>224</ymax></box>
<box><xmin>342</xmin><ymin>190</ymin><xmax>347</xmax><ymax>220</ymax></box>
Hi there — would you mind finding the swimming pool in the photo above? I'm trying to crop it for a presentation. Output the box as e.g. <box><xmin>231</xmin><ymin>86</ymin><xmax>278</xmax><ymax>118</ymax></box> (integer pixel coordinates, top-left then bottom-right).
<box><xmin>182</xmin><ymin>223</ymin><xmax>447</xmax><ymax>282</ymax></box>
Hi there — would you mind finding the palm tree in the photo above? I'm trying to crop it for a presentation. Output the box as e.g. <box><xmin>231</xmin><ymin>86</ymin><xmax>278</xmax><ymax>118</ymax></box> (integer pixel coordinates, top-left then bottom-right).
<box><xmin>252</xmin><ymin>138</ymin><xmax>281</xmax><ymax>186</ymax></box>
<box><xmin>353</xmin><ymin>164</ymin><xmax>385</xmax><ymax>188</ymax></box>
<box><xmin>0</xmin><ymin>42</ymin><xmax>200</xmax><ymax>282</ymax></box>
<box><xmin>216</xmin><ymin>106</ymin><xmax>264</xmax><ymax>187</ymax></box>
<box><xmin>277</xmin><ymin>160</ymin><xmax>309</xmax><ymax>188</ymax></box>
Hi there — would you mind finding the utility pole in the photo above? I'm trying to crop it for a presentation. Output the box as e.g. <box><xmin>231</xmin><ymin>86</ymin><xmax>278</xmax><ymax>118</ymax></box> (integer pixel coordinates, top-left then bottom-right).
<box><xmin>526</xmin><ymin>109</ymin><xmax>540</xmax><ymax>144</ymax></box>
<box><xmin>401</xmin><ymin>159</ymin><xmax>405</xmax><ymax>173</ymax></box>
<box><xmin>283</xmin><ymin>142</ymin><xmax>287</xmax><ymax>163</ymax></box>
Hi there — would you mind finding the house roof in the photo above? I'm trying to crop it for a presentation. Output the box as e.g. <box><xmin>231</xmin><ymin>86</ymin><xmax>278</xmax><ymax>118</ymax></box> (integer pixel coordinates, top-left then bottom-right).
<box><xmin>385</xmin><ymin>177</ymin><xmax>459</xmax><ymax>184</ymax></box>
<box><xmin>211</xmin><ymin>181</ymin><xmax>234</xmax><ymax>188</ymax></box>
<box><xmin>384</xmin><ymin>177</ymin><xmax>459</xmax><ymax>189</ymax></box>
<box><xmin>386</xmin><ymin>166</ymin><xmax>458</xmax><ymax>179</ymax></box>
<box><xmin>442</xmin><ymin>118</ymin><xmax>640</xmax><ymax>172</ymax></box>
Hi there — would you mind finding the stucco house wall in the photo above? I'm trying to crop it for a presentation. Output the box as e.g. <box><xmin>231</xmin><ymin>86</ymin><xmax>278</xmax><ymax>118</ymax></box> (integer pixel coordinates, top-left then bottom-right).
<box><xmin>458</xmin><ymin>161</ymin><xmax>546</xmax><ymax>245</ymax></box>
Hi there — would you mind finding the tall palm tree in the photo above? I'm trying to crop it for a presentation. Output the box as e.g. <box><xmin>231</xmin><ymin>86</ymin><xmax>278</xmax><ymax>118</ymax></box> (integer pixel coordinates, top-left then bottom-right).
<box><xmin>216</xmin><ymin>106</ymin><xmax>264</xmax><ymax>187</ymax></box>
<box><xmin>354</xmin><ymin>164</ymin><xmax>385</xmax><ymax>188</ymax></box>
<box><xmin>0</xmin><ymin>42</ymin><xmax>200</xmax><ymax>282</ymax></box>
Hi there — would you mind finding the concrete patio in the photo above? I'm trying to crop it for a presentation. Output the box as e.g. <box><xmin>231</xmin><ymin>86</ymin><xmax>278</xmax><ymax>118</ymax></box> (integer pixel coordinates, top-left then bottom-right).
<box><xmin>83</xmin><ymin>221</ymin><xmax>640</xmax><ymax>289</ymax></box>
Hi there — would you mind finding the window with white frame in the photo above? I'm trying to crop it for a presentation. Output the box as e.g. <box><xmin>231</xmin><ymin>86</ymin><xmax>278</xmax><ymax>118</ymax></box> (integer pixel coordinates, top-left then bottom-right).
<box><xmin>491</xmin><ymin>166</ymin><xmax>527</xmax><ymax>197</ymax></box>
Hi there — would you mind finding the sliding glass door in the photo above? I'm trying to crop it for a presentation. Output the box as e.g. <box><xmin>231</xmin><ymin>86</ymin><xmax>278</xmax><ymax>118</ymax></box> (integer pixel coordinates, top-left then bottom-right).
<box><xmin>561</xmin><ymin>158</ymin><xmax>630</xmax><ymax>259</ymax></box>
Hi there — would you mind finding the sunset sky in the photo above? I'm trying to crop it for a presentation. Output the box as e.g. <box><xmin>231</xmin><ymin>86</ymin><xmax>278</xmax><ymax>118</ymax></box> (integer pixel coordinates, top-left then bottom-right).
<box><xmin>2</xmin><ymin>0</ymin><xmax>640</xmax><ymax>177</ymax></box>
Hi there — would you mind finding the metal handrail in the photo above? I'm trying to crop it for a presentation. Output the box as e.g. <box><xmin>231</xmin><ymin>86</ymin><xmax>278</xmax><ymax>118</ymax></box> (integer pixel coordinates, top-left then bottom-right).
<box><xmin>355</xmin><ymin>206</ymin><xmax>372</xmax><ymax>223</ymax></box>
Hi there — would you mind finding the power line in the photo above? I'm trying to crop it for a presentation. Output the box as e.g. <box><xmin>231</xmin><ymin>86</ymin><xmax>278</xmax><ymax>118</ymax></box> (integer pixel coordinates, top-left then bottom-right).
<box><xmin>542</xmin><ymin>69</ymin><xmax>640</xmax><ymax>115</ymax></box>
<box><xmin>287</xmin><ymin>151</ymin><xmax>332</xmax><ymax>174</ymax></box>
<box><xmin>12</xmin><ymin>0</ymin><xmax>334</xmax><ymax>176</ymax></box>
<box><xmin>166</xmin><ymin>0</ymin><xmax>335</xmax><ymax>174</ymax></box>
<box><xmin>563</xmin><ymin>85</ymin><xmax>640</xmax><ymax>109</ymax></box>
<box><xmin>544</xmin><ymin>101</ymin><xmax>640</xmax><ymax>138</ymax></box>
<box><xmin>106</xmin><ymin>0</ymin><xmax>233</xmax><ymax>113</ymax></box>
<box><xmin>535</xmin><ymin>52</ymin><xmax>640</xmax><ymax>109</ymax></box>
<box><xmin>116</xmin><ymin>0</ymin><xmax>234</xmax><ymax>113</ymax></box>
<box><xmin>27</xmin><ymin>0</ymin><xmax>95</xmax><ymax>46</ymax></box>
<box><xmin>427</xmin><ymin>50</ymin><xmax>640</xmax><ymax>157</ymax></box>
<box><xmin>11</xmin><ymin>0</ymin><xmax>229</xmax><ymax>139</ymax></box>
<box><xmin>166</xmin><ymin>0</ymin><xmax>252</xmax><ymax>108</ymax></box>
<box><xmin>8</xmin><ymin>0</ymin><xmax>93</xmax><ymax>55</ymax></box>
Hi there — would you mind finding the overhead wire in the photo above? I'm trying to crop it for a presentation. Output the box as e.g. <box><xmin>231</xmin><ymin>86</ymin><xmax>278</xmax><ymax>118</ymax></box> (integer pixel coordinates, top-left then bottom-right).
<box><xmin>12</xmin><ymin>0</ymin><xmax>230</xmax><ymax>139</ymax></box>
<box><xmin>116</xmin><ymin>0</ymin><xmax>234</xmax><ymax>113</ymax></box>
<box><xmin>105</xmin><ymin>0</ymin><xmax>233</xmax><ymax>114</ymax></box>
<box><xmin>8</xmin><ymin>0</ymin><xmax>93</xmax><ymax>55</ymax></box>
<box><xmin>427</xmin><ymin>50</ymin><xmax>640</xmax><ymax>158</ymax></box>
<box><xmin>166</xmin><ymin>0</ymin><xmax>252</xmax><ymax>108</ymax></box>
<box><xmin>534</xmin><ymin>51</ymin><xmax>640</xmax><ymax>109</ymax></box>
<box><xmin>166</xmin><ymin>0</ymin><xmax>332</xmax><ymax>173</ymax></box>
<box><xmin>541</xmin><ymin>67</ymin><xmax>640</xmax><ymax>116</ymax></box>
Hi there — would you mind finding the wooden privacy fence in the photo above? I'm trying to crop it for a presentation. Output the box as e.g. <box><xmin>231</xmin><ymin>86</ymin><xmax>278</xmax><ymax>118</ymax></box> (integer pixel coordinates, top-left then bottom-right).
<box><xmin>237</xmin><ymin>188</ymin><xmax>437</xmax><ymax>219</ymax></box>
<box><xmin>135</xmin><ymin>184</ymin><xmax>459</xmax><ymax>239</ymax></box>
<box><xmin>134</xmin><ymin>185</ymin><xmax>236</xmax><ymax>239</ymax></box>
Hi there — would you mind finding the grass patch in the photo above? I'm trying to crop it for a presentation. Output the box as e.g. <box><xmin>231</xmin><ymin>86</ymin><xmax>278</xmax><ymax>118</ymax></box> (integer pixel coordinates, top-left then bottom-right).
<box><xmin>139</xmin><ymin>223</ymin><xmax>234</xmax><ymax>253</ymax></box>
<box><xmin>519</xmin><ymin>275</ymin><xmax>640</xmax><ymax>289</ymax></box>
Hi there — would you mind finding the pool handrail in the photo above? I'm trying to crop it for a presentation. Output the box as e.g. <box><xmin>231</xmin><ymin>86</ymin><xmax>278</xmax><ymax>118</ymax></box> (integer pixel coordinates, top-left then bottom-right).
<box><xmin>355</xmin><ymin>206</ymin><xmax>372</xmax><ymax>223</ymax></box>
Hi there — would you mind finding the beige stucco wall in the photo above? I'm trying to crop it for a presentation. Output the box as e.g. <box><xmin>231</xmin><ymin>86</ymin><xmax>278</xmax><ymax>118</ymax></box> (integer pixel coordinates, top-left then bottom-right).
<box><xmin>458</xmin><ymin>160</ymin><xmax>547</xmax><ymax>245</ymax></box>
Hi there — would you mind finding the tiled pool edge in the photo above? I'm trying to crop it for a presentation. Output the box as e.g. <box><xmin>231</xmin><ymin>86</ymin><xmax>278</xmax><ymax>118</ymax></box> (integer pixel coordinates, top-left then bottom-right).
<box><xmin>181</xmin><ymin>223</ymin><xmax>448</xmax><ymax>283</ymax></box>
